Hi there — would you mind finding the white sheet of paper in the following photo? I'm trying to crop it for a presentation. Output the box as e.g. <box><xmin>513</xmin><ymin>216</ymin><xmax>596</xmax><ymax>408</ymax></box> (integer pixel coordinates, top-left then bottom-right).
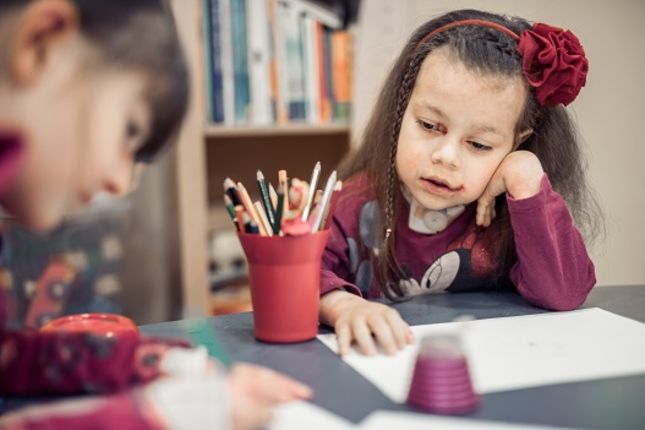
<box><xmin>269</xmin><ymin>401</ymin><xmax>356</xmax><ymax>430</ymax></box>
<box><xmin>358</xmin><ymin>411</ymin><xmax>575</xmax><ymax>430</ymax></box>
<box><xmin>318</xmin><ymin>308</ymin><xmax>645</xmax><ymax>402</ymax></box>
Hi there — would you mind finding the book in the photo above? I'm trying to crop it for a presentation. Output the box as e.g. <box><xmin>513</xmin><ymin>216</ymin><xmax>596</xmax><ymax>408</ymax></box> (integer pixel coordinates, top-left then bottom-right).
<box><xmin>332</xmin><ymin>30</ymin><xmax>352</xmax><ymax>122</ymax></box>
<box><xmin>219</xmin><ymin>0</ymin><xmax>235</xmax><ymax>124</ymax></box>
<box><xmin>278</xmin><ymin>0</ymin><xmax>306</xmax><ymax>121</ymax></box>
<box><xmin>205</xmin><ymin>0</ymin><xmax>225</xmax><ymax>123</ymax></box>
<box><xmin>246</xmin><ymin>0</ymin><xmax>273</xmax><ymax>125</ymax></box>
<box><xmin>268</xmin><ymin>0</ymin><xmax>288</xmax><ymax>124</ymax></box>
<box><xmin>231</xmin><ymin>0</ymin><xmax>251</xmax><ymax>123</ymax></box>
<box><xmin>302</xmin><ymin>14</ymin><xmax>320</xmax><ymax>123</ymax></box>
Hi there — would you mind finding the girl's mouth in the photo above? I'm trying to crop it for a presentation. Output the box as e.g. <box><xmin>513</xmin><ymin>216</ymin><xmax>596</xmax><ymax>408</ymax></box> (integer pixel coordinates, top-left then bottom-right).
<box><xmin>420</xmin><ymin>177</ymin><xmax>463</xmax><ymax>194</ymax></box>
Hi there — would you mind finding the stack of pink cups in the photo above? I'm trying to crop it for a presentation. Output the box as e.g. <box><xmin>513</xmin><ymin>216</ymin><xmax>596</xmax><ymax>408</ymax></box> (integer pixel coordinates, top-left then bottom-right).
<box><xmin>407</xmin><ymin>334</ymin><xmax>479</xmax><ymax>414</ymax></box>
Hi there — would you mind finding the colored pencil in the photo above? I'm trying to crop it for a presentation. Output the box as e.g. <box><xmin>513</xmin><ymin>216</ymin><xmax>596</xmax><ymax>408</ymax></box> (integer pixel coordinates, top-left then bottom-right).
<box><xmin>311</xmin><ymin>170</ymin><xmax>337</xmax><ymax>232</ymax></box>
<box><xmin>223</xmin><ymin>177</ymin><xmax>242</xmax><ymax>206</ymax></box>
<box><xmin>254</xmin><ymin>201</ymin><xmax>274</xmax><ymax>237</ymax></box>
<box><xmin>243</xmin><ymin>212</ymin><xmax>260</xmax><ymax>234</ymax></box>
<box><xmin>224</xmin><ymin>195</ymin><xmax>239</xmax><ymax>230</ymax></box>
<box><xmin>257</xmin><ymin>170</ymin><xmax>277</xmax><ymax>234</ymax></box>
<box><xmin>274</xmin><ymin>186</ymin><xmax>285</xmax><ymax>235</ymax></box>
<box><xmin>237</xmin><ymin>182</ymin><xmax>268</xmax><ymax>236</ymax></box>
<box><xmin>301</xmin><ymin>161</ymin><xmax>321</xmax><ymax>221</ymax></box>
<box><xmin>322</xmin><ymin>180</ymin><xmax>342</xmax><ymax>230</ymax></box>
<box><xmin>268</xmin><ymin>182</ymin><xmax>278</xmax><ymax>209</ymax></box>
<box><xmin>235</xmin><ymin>205</ymin><xmax>246</xmax><ymax>232</ymax></box>
<box><xmin>278</xmin><ymin>169</ymin><xmax>289</xmax><ymax>218</ymax></box>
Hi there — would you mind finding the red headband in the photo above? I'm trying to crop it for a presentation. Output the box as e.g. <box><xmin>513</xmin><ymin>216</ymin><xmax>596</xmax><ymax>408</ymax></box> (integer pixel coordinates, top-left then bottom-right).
<box><xmin>414</xmin><ymin>19</ymin><xmax>589</xmax><ymax>107</ymax></box>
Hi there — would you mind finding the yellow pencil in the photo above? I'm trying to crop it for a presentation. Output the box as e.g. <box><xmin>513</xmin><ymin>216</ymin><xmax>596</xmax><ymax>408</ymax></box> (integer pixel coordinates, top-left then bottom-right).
<box><xmin>254</xmin><ymin>201</ymin><xmax>274</xmax><ymax>237</ymax></box>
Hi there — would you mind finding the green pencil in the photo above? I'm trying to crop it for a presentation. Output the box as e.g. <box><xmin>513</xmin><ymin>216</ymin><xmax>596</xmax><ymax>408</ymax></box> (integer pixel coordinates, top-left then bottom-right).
<box><xmin>257</xmin><ymin>170</ymin><xmax>277</xmax><ymax>234</ymax></box>
<box><xmin>186</xmin><ymin>319</ymin><xmax>232</xmax><ymax>368</ymax></box>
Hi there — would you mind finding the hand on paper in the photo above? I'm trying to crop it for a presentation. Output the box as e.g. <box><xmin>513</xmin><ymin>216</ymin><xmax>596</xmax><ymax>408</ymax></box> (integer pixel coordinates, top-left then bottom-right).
<box><xmin>229</xmin><ymin>363</ymin><xmax>312</xmax><ymax>430</ymax></box>
<box><xmin>319</xmin><ymin>290</ymin><xmax>414</xmax><ymax>356</ymax></box>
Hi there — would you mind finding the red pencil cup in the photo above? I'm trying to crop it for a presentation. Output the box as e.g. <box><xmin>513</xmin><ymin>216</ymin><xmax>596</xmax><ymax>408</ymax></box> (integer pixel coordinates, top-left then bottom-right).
<box><xmin>238</xmin><ymin>230</ymin><xmax>329</xmax><ymax>343</ymax></box>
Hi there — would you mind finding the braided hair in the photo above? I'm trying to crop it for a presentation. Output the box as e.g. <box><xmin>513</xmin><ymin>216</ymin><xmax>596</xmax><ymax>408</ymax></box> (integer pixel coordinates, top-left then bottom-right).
<box><xmin>339</xmin><ymin>9</ymin><xmax>602</xmax><ymax>300</ymax></box>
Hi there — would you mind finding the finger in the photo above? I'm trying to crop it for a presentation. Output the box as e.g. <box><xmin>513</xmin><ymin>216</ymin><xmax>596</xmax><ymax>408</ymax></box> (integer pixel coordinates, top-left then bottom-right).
<box><xmin>351</xmin><ymin>318</ymin><xmax>377</xmax><ymax>355</ymax></box>
<box><xmin>383</xmin><ymin>309</ymin><xmax>410</xmax><ymax>349</ymax></box>
<box><xmin>245</xmin><ymin>366</ymin><xmax>312</xmax><ymax>403</ymax></box>
<box><xmin>482</xmin><ymin>205</ymin><xmax>492</xmax><ymax>227</ymax></box>
<box><xmin>476</xmin><ymin>195</ymin><xmax>492</xmax><ymax>226</ymax></box>
<box><xmin>335</xmin><ymin>321</ymin><xmax>352</xmax><ymax>356</ymax></box>
<box><xmin>243</xmin><ymin>406</ymin><xmax>272</xmax><ymax>430</ymax></box>
<box><xmin>366</xmin><ymin>314</ymin><xmax>398</xmax><ymax>355</ymax></box>
<box><xmin>407</xmin><ymin>328</ymin><xmax>415</xmax><ymax>343</ymax></box>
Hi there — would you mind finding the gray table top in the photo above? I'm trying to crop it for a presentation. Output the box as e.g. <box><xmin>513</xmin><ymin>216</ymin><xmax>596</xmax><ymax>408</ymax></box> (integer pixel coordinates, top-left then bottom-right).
<box><xmin>140</xmin><ymin>285</ymin><xmax>645</xmax><ymax>430</ymax></box>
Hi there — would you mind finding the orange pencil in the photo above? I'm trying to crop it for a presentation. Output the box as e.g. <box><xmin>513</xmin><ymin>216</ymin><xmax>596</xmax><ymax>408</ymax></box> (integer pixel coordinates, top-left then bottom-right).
<box><xmin>235</xmin><ymin>205</ymin><xmax>246</xmax><ymax>233</ymax></box>
<box><xmin>237</xmin><ymin>182</ymin><xmax>268</xmax><ymax>236</ymax></box>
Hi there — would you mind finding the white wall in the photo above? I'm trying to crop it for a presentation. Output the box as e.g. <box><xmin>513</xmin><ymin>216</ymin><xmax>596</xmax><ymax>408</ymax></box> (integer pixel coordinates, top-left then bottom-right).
<box><xmin>352</xmin><ymin>0</ymin><xmax>645</xmax><ymax>286</ymax></box>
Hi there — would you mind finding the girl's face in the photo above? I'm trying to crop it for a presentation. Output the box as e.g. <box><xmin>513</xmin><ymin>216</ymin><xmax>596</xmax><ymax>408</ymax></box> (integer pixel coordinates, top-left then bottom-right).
<box><xmin>0</xmin><ymin>6</ymin><xmax>151</xmax><ymax>231</ymax></box>
<box><xmin>396</xmin><ymin>47</ymin><xmax>527</xmax><ymax>211</ymax></box>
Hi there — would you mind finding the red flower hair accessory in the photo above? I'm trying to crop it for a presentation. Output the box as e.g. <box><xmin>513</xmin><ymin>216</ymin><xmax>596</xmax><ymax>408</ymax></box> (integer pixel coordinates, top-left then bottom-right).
<box><xmin>415</xmin><ymin>19</ymin><xmax>589</xmax><ymax>106</ymax></box>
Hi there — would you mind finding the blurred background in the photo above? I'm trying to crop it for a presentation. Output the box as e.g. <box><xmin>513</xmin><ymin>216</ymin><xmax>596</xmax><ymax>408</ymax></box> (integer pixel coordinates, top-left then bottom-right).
<box><xmin>2</xmin><ymin>0</ymin><xmax>642</xmax><ymax>326</ymax></box>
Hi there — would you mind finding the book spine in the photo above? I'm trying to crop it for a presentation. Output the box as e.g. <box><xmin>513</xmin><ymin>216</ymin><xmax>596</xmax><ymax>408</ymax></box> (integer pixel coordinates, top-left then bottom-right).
<box><xmin>332</xmin><ymin>30</ymin><xmax>351</xmax><ymax>122</ymax></box>
<box><xmin>274</xmin><ymin>0</ymin><xmax>291</xmax><ymax>123</ymax></box>
<box><xmin>302</xmin><ymin>14</ymin><xmax>320</xmax><ymax>124</ymax></box>
<box><xmin>266</xmin><ymin>0</ymin><xmax>282</xmax><ymax>123</ymax></box>
<box><xmin>246</xmin><ymin>0</ymin><xmax>272</xmax><ymax>125</ymax></box>
<box><xmin>323</xmin><ymin>27</ymin><xmax>335</xmax><ymax>122</ymax></box>
<box><xmin>231</xmin><ymin>0</ymin><xmax>251</xmax><ymax>123</ymax></box>
<box><xmin>281</xmin><ymin>1</ymin><xmax>306</xmax><ymax>121</ymax></box>
<box><xmin>219</xmin><ymin>0</ymin><xmax>236</xmax><ymax>124</ymax></box>
<box><xmin>316</xmin><ymin>21</ymin><xmax>331</xmax><ymax>123</ymax></box>
<box><xmin>207</xmin><ymin>0</ymin><xmax>225</xmax><ymax>123</ymax></box>
<box><xmin>201</xmin><ymin>0</ymin><xmax>213</xmax><ymax>122</ymax></box>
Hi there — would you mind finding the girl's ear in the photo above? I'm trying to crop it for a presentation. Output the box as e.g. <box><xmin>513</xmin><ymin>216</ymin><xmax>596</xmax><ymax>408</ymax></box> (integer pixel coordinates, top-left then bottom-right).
<box><xmin>10</xmin><ymin>0</ymin><xmax>78</xmax><ymax>85</ymax></box>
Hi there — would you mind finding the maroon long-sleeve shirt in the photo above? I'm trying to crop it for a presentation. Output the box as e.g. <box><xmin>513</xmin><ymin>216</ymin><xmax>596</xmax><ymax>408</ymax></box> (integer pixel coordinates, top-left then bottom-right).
<box><xmin>321</xmin><ymin>173</ymin><xmax>596</xmax><ymax>311</ymax></box>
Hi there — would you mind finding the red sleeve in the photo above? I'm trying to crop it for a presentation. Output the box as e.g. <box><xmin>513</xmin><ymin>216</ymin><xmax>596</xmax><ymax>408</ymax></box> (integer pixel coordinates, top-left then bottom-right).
<box><xmin>508</xmin><ymin>174</ymin><xmax>596</xmax><ymax>311</ymax></box>
<box><xmin>0</xmin><ymin>328</ymin><xmax>190</xmax><ymax>396</ymax></box>
<box><xmin>0</xmin><ymin>391</ymin><xmax>165</xmax><ymax>430</ymax></box>
<box><xmin>320</xmin><ymin>194</ymin><xmax>363</xmax><ymax>298</ymax></box>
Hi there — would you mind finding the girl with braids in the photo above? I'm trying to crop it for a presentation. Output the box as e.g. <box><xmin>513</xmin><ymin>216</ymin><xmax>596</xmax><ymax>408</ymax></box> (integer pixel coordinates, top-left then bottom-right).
<box><xmin>0</xmin><ymin>1</ymin><xmax>309</xmax><ymax>428</ymax></box>
<box><xmin>319</xmin><ymin>9</ymin><xmax>601</xmax><ymax>357</ymax></box>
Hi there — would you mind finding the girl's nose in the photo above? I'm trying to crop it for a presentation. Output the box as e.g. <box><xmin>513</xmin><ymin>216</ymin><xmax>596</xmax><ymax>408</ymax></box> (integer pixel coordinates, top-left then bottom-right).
<box><xmin>104</xmin><ymin>157</ymin><xmax>134</xmax><ymax>197</ymax></box>
<box><xmin>430</xmin><ymin>136</ymin><xmax>460</xmax><ymax>168</ymax></box>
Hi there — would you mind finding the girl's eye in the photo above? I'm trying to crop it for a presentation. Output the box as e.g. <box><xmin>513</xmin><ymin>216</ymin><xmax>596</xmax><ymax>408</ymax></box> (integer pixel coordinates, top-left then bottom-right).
<box><xmin>416</xmin><ymin>119</ymin><xmax>442</xmax><ymax>133</ymax></box>
<box><xmin>468</xmin><ymin>141</ymin><xmax>492</xmax><ymax>151</ymax></box>
<box><xmin>126</xmin><ymin>121</ymin><xmax>141</xmax><ymax>139</ymax></box>
<box><xmin>125</xmin><ymin>120</ymin><xmax>147</xmax><ymax>152</ymax></box>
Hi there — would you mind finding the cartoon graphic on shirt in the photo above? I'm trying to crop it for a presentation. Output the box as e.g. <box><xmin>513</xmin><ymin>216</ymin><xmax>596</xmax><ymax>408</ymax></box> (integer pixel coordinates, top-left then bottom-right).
<box><xmin>349</xmin><ymin>199</ymin><xmax>504</xmax><ymax>297</ymax></box>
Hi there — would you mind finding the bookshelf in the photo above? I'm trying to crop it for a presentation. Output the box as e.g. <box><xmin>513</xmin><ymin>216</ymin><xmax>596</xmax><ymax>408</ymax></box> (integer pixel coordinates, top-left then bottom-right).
<box><xmin>168</xmin><ymin>0</ymin><xmax>352</xmax><ymax>315</ymax></box>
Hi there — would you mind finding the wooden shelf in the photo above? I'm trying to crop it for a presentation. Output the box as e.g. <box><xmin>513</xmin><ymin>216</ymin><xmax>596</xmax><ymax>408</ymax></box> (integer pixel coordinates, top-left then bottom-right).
<box><xmin>204</xmin><ymin>123</ymin><xmax>350</xmax><ymax>138</ymax></box>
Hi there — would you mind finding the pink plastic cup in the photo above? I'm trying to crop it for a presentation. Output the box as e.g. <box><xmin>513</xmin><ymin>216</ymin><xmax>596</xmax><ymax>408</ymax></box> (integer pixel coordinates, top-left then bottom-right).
<box><xmin>238</xmin><ymin>230</ymin><xmax>329</xmax><ymax>343</ymax></box>
<box><xmin>407</xmin><ymin>334</ymin><xmax>480</xmax><ymax>414</ymax></box>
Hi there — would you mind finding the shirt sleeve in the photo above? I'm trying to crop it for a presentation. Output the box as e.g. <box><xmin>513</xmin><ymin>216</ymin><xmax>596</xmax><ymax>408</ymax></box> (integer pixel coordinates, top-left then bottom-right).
<box><xmin>507</xmin><ymin>174</ymin><xmax>596</xmax><ymax>311</ymax></box>
<box><xmin>0</xmin><ymin>328</ymin><xmax>190</xmax><ymax>396</ymax></box>
<box><xmin>320</xmin><ymin>198</ymin><xmax>362</xmax><ymax>298</ymax></box>
<box><xmin>0</xmin><ymin>391</ymin><xmax>164</xmax><ymax>430</ymax></box>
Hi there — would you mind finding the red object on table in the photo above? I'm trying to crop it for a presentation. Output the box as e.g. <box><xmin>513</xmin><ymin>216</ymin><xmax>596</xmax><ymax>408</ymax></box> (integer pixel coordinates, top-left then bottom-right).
<box><xmin>40</xmin><ymin>313</ymin><xmax>138</xmax><ymax>337</ymax></box>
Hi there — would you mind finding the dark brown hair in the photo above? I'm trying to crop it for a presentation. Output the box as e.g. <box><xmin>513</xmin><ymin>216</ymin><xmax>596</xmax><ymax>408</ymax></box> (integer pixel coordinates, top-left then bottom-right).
<box><xmin>339</xmin><ymin>9</ymin><xmax>603</xmax><ymax>301</ymax></box>
<box><xmin>0</xmin><ymin>0</ymin><xmax>188</xmax><ymax>163</ymax></box>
